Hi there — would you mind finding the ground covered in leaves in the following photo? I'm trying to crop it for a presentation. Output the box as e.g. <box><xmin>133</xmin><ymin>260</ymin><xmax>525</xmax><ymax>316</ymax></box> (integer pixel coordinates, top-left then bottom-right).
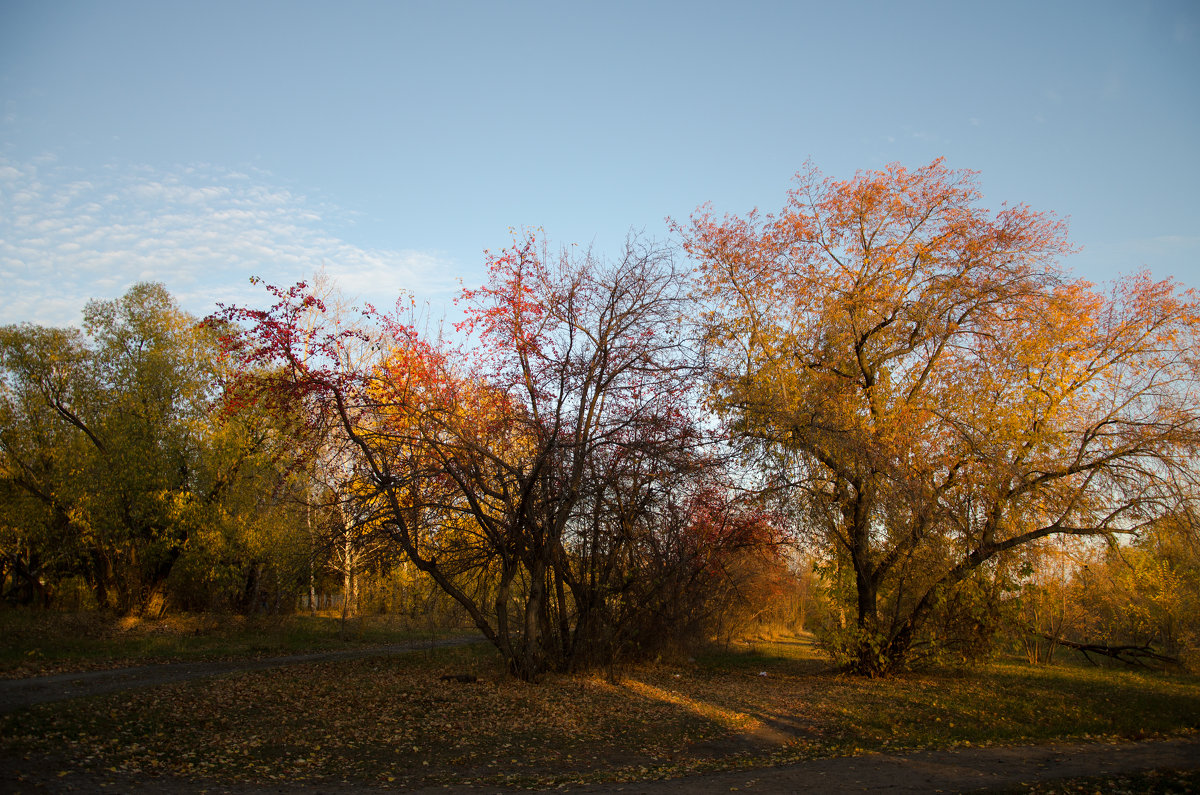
<box><xmin>2</xmin><ymin>637</ymin><xmax>1199</xmax><ymax>791</ymax></box>
<box><xmin>0</xmin><ymin>611</ymin><xmax>448</xmax><ymax>679</ymax></box>
<box><xmin>1010</xmin><ymin>768</ymin><xmax>1200</xmax><ymax>794</ymax></box>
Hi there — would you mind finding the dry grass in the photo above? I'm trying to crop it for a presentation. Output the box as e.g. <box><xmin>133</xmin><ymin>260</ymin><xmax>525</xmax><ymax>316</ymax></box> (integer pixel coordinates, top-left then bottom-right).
<box><xmin>0</xmin><ymin>609</ymin><xmax>453</xmax><ymax>678</ymax></box>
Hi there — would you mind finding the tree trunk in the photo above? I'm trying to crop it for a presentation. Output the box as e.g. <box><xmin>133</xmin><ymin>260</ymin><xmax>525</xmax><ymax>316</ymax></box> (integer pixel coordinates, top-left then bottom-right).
<box><xmin>518</xmin><ymin>558</ymin><xmax>547</xmax><ymax>680</ymax></box>
<box><xmin>339</xmin><ymin>537</ymin><xmax>356</xmax><ymax>639</ymax></box>
<box><xmin>241</xmin><ymin>561</ymin><xmax>262</xmax><ymax>615</ymax></box>
<box><xmin>307</xmin><ymin>501</ymin><xmax>317</xmax><ymax>616</ymax></box>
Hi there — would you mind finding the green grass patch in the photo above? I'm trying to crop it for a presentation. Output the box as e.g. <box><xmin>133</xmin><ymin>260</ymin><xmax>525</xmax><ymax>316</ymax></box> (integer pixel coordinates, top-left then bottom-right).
<box><xmin>694</xmin><ymin>634</ymin><xmax>829</xmax><ymax>676</ymax></box>
<box><xmin>3</xmin><ymin>631</ymin><xmax>1198</xmax><ymax>790</ymax></box>
<box><xmin>696</xmin><ymin>638</ymin><xmax>1200</xmax><ymax>753</ymax></box>
<box><xmin>800</xmin><ymin>662</ymin><xmax>1200</xmax><ymax>753</ymax></box>
<box><xmin>0</xmin><ymin>609</ymin><xmax>458</xmax><ymax>678</ymax></box>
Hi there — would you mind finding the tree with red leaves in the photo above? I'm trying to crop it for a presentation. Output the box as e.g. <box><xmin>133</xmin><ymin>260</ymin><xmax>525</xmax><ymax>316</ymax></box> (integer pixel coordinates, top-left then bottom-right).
<box><xmin>212</xmin><ymin>233</ymin><xmax>781</xmax><ymax>678</ymax></box>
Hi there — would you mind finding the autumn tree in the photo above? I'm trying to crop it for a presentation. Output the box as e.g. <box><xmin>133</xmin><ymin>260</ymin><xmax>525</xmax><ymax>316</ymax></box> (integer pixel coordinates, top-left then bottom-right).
<box><xmin>1024</xmin><ymin>515</ymin><xmax>1200</xmax><ymax>668</ymax></box>
<box><xmin>216</xmin><ymin>233</ymin><xmax>776</xmax><ymax>678</ymax></box>
<box><xmin>0</xmin><ymin>283</ymin><xmax>304</xmax><ymax>613</ymax></box>
<box><xmin>0</xmin><ymin>324</ymin><xmax>92</xmax><ymax>606</ymax></box>
<box><xmin>680</xmin><ymin>159</ymin><xmax>1200</xmax><ymax>675</ymax></box>
<box><xmin>162</xmin><ymin>396</ymin><xmax>313</xmax><ymax>615</ymax></box>
<box><xmin>285</xmin><ymin>272</ymin><xmax>389</xmax><ymax>623</ymax></box>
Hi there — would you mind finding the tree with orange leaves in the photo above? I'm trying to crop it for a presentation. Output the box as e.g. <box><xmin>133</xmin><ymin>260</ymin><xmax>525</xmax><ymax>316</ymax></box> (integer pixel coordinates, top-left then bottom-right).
<box><xmin>680</xmin><ymin>159</ymin><xmax>1200</xmax><ymax>674</ymax></box>
<box><xmin>212</xmin><ymin>232</ymin><xmax>782</xmax><ymax>679</ymax></box>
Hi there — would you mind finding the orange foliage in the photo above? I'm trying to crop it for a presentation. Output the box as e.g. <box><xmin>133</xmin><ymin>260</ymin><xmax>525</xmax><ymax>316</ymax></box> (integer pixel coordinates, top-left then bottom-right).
<box><xmin>678</xmin><ymin>159</ymin><xmax>1200</xmax><ymax>674</ymax></box>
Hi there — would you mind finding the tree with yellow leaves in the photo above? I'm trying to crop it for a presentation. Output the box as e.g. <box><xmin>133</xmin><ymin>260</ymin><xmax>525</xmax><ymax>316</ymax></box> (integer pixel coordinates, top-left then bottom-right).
<box><xmin>680</xmin><ymin>159</ymin><xmax>1200</xmax><ymax>674</ymax></box>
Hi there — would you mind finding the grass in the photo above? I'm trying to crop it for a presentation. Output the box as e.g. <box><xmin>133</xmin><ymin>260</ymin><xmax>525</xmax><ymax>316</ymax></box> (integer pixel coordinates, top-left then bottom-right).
<box><xmin>687</xmin><ymin>637</ymin><xmax>1200</xmax><ymax>755</ymax></box>
<box><xmin>1005</xmin><ymin>769</ymin><xmax>1200</xmax><ymax>793</ymax></box>
<box><xmin>0</xmin><ymin>609</ymin><xmax>459</xmax><ymax>678</ymax></box>
<box><xmin>2</xmin><ymin>621</ymin><xmax>1198</xmax><ymax>790</ymax></box>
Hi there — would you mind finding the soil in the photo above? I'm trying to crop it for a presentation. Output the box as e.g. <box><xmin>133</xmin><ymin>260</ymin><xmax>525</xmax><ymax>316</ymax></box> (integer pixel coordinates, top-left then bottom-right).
<box><xmin>2</xmin><ymin>643</ymin><xmax>1197</xmax><ymax>793</ymax></box>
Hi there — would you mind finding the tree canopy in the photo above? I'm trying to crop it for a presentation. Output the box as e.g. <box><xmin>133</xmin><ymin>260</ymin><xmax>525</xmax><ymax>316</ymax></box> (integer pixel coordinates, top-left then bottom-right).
<box><xmin>1</xmin><ymin>283</ymin><xmax>310</xmax><ymax>614</ymax></box>
<box><xmin>213</xmin><ymin>233</ymin><xmax>784</xmax><ymax>679</ymax></box>
<box><xmin>679</xmin><ymin>159</ymin><xmax>1200</xmax><ymax>674</ymax></box>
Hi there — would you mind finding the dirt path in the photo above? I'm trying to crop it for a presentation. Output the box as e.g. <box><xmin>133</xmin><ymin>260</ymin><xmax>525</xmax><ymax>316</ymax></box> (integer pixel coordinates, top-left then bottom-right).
<box><xmin>0</xmin><ymin>635</ymin><xmax>479</xmax><ymax>714</ymax></box>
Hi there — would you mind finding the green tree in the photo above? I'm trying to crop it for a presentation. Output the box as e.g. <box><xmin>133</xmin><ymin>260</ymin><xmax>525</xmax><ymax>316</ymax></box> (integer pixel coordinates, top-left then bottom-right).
<box><xmin>0</xmin><ymin>325</ymin><xmax>93</xmax><ymax>605</ymax></box>
<box><xmin>1</xmin><ymin>282</ymin><xmax>300</xmax><ymax>613</ymax></box>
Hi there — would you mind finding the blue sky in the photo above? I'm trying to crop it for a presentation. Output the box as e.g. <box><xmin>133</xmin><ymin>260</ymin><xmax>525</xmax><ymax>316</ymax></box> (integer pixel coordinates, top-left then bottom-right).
<box><xmin>2</xmin><ymin>0</ymin><xmax>1197</xmax><ymax>327</ymax></box>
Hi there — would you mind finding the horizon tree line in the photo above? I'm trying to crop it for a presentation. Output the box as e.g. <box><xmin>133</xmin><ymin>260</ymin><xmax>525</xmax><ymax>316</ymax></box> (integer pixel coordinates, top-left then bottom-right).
<box><xmin>3</xmin><ymin>159</ymin><xmax>1197</xmax><ymax>677</ymax></box>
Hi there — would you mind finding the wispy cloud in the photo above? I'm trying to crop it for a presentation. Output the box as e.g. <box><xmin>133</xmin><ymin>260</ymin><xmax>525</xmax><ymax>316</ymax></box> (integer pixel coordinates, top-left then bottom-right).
<box><xmin>0</xmin><ymin>159</ymin><xmax>458</xmax><ymax>326</ymax></box>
